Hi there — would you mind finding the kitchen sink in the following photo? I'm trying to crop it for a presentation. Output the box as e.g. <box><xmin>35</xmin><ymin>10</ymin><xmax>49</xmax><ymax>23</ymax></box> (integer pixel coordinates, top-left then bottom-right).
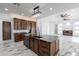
<box><xmin>34</xmin><ymin>36</ymin><xmax>42</xmax><ymax>38</ymax></box>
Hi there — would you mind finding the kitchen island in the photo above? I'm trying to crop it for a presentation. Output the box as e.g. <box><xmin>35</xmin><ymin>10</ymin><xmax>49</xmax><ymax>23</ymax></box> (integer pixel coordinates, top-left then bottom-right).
<box><xmin>24</xmin><ymin>35</ymin><xmax>59</xmax><ymax>56</ymax></box>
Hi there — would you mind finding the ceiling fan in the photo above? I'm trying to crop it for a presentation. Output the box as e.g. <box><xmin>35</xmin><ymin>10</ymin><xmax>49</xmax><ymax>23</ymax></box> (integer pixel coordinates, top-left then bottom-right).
<box><xmin>60</xmin><ymin>13</ymin><xmax>71</xmax><ymax>20</ymax></box>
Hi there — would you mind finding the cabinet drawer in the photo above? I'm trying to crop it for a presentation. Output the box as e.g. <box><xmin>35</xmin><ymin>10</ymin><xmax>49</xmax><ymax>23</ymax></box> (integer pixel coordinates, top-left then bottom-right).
<box><xmin>39</xmin><ymin>40</ymin><xmax>50</xmax><ymax>49</ymax></box>
<box><xmin>39</xmin><ymin>45</ymin><xmax>50</xmax><ymax>54</ymax></box>
<box><xmin>39</xmin><ymin>49</ymin><xmax>50</xmax><ymax>56</ymax></box>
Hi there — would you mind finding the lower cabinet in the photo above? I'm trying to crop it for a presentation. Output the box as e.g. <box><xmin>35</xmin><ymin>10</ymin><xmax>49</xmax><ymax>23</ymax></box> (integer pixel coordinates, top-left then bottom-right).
<box><xmin>29</xmin><ymin>37</ymin><xmax>34</xmax><ymax>51</ymax></box>
<box><xmin>39</xmin><ymin>40</ymin><xmax>50</xmax><ymax>56</ymax></box>
<box><xmin>50</xmin><ymin>41</ymin><xmax>56</xmax><ymax>56</ymax></box>
<box><xmin>28</xmin><ymin>37</ymin><xmax>59</xmax><ymax>56</ymax></box>
<box><xmin>14</xmin><ymin>33</ymin><xmax>25</xmax><ymax>42</ymax></box>
<box><xmin>56</xmin><ymin>40</ymin><xmax>59</xmax><ymax>54</ymax></box>
<box><xmin>33</xmin><ymin>39</ymin><xmax>39</xmax><ymax>54</ymax></box>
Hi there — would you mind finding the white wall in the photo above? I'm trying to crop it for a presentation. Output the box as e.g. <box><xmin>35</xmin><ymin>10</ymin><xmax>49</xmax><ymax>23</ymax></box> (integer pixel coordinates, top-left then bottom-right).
<box><xmin>37</xmin><ymin>8</ymin><xmax>79</xmax><ymax>36</ymax></box>
<box><xmin>0</xmin><ymin>20</ymin><xmax>2</xmax><ymax>41</ymax></box>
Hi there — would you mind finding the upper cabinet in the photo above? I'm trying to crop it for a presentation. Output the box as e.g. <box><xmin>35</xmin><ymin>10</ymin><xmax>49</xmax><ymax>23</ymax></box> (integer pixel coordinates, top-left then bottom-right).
<box><xmin>14</xmin><ymin>18</ymin><xmax>20</xmax><ymax>29</ymax></box>
<box><xmin>27</xmin><ymin>21</ymin><xmax>31</xmax><ymax>30</ymax></box>
<box><xmin>13</xmin><ymin>18</ymin><xmax>36</xmax><ymax>35</ymax></box>
<box><xmin>31</xmin><ymin>21</ymin><xmax>36</xmax><ymax>34</ymax></box>
<box><xmin>14</xmin><ymin>18</ymin><xmax>28</xmax><ymax>30</ymax></box>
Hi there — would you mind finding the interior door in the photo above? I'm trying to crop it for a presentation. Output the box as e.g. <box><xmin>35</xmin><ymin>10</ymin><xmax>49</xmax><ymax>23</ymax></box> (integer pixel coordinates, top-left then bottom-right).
<box><xmin>3</xmin><ymin>21</ymin><xmax>11</xmax><ymax>40</ymax></box>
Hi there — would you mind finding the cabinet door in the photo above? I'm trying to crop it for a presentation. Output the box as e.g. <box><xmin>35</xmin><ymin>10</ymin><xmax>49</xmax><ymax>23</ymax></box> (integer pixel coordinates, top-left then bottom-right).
<box><xmin>25</xmin><ymin>21</ymin><xmax>27</xmax><ymax>29</ymax></box>
<box><xmin>39</xmin><ymin>40</ymin><xmax>50</xmax><ymax>56</ymax></box>
<box><xmin>50</xmin><ymin>41</ymin><xmax>56</xmax><ymax>56</ymax></box>
<box><xmin>14</xmin><ymin>18</ymin><xmax>18</xmax><ymax>29</ymax></box>
<box><xmin>18</xmin><ymin>19</ymin><xmax>21</xmax><ymax>29</ymax></box>
<box><xmin>21</xmin><ymin>20</ymin><xmax>24</xmax><ymax>29</ymax></box>
<box><xmin>14</xmin><ymin>18</ymin><xmax>22</xmax><ymax>30</ymax></box>
<box><xmin>27</xmin><ymin>21</ymin><xmax>31</xmax><ymax>30</ymax></box>
<box><xmin>31</xmin><ymin>21</ymin><xmax>36</xmax><ymax>35</ymax></box>
<box><xmin>29</xmin><ymin>37</ymin><xmax>34</xmax><ymax>51</ymax></box>
<box><xmin>56</xmin><ymin>40</ymin><xmax>59</xmax><ymax>52</ymax></box>
<box><xmin>34</xmin><ymin>39</ymin><xmax>39</xmax><ymax>54</ymax></box>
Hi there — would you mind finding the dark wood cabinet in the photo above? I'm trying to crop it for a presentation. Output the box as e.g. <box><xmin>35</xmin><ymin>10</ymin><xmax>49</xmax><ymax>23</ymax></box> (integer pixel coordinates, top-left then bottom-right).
<box><xmin>27</xmin><ymin>21</ymin><xmax>31</xmax><ymax>30</ymax></box>
<box><xmin>50</xmin><ymin>41</ymin><xmax>56</xmax><ymax>56</ymax></box>
<box><xmin>31</xmin><ymin>21</ymin><xmax>36</xmax><ymax>35</ymax></box>
<box><xmin>33</xmin><ymin>38</ymin><xmax>39</xmax><ymax>54</ymax></box>
<box><xmin>14</xmin><ymin>18</ymin><xmax>22</xmax><ymax>29</ymax></box>
<box><xmin>55</xmin><ymin>40</ymin><xmax>59</xmax><ymax>54</ymax></box>
<box><xmin>18</xmin><ymin>19</ymin><xmax>21</xmax><ymax>29</ymax></box>
<box><xmin>29</xmin><ymin>21</ymin><xmax>36</xmax><ymax>35</ymax></box>
<box><xmin>14</xmin><ymin>18</ymin><xmax>33</xmax><ymax>30</ymax></box>
<box><xmin>21</xmin><ymin>20</ymin><xmax>25</xmax><ymax>29</ymax></box>
<box><xmin>14</xmin><ymin>18</ymin><xmax>36</xmax><ymax>34</ymax></box>
<box><xmin>25</xmin><ymin>21</ymin><xmax>27</xmax><ymax>29</ymax></box>
<box><xmin>39</xmin><ymin>40</ymin><xmax>50</xmax><ymax>56</ymax></box>
<box><xmin>13</xmin><ymin>18</ymin><xmax>37</xmax><ymax>42</ymax></box>
<box><xmin>29</xmin><ymin>37</ymin><xmax>39</xmax><ymax>54</ymax></box>
<box><xmin>14</xmin><ymin>18</ymin><xmax>18</xmax><ymax>29</ymax></box>
<box><xmin>29</xmin><ymin>37</ymin><xmax>34</xmax><ymax>51</ymax></box>
<box><xmin>14</xmin><ymin>33</ymin><xmax>25</xmax><ymax>42</ymax></box>
<box><xmin>26</xmin><ymin>36</ymin><xmax>59</xmax><ymax>56</ymax></box>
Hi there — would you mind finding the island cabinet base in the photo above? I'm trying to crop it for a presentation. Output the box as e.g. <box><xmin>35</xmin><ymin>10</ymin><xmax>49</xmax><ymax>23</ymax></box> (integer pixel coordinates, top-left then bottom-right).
<box><xmin>38</xmin><ymin>40</ymin><xmax>59</xmax><ymax>56</ymax></box>
<box><xmin>39</xmin><ymin>40</ymin><xmax>50</xmax><ymax>56</ymax></box>
<box><xmin>24</xmin><ymin>35</ymin><xmax>59</xmax><ymax>56</ymax></box>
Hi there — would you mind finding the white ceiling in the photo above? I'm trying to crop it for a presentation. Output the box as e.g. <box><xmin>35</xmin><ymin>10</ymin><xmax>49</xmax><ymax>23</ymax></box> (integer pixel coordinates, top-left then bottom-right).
<box><xmin>0</xmin><ymin>3</ymin><xmax>79</xmax><ymax>19</ymax></box>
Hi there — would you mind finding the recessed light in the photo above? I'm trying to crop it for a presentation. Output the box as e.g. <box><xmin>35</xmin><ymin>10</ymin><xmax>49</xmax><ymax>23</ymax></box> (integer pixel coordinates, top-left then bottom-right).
<box><xmin>4</xmin><ymin>8</ymin><xmax>8</xmax><ymax>11</ymax></box>
<box><xmin>21</xmin><ymin>13</ymin><xmax>24</xmax><ymax>16</ymax></box>
<box><xmin>50</xmin><ymin>8</ymin><xmax>53</xmax><ymax>11</ymax></box>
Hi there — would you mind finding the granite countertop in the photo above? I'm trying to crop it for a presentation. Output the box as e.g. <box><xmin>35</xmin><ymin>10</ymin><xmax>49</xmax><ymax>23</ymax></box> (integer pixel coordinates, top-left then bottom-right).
<box><xmin>30</xmin><ymin>35</ymin><xmax>59</xmax><ymax>42</ymax></box>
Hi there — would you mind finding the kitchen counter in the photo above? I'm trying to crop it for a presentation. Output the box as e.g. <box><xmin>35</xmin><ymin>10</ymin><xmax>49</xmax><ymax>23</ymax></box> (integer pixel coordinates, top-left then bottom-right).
<box><xmin>29</xmin><ymin>35</ymin><xmax>59</xmax><ymax>42</ymax></box>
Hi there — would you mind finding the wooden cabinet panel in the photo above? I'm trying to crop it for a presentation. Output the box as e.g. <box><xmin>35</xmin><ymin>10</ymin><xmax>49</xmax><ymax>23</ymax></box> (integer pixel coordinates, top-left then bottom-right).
<box><xmin>39</xmin><ymin>40</ymin><xmax>50</xmax><ymax>56</ymax></box>
<box><xmin>39</xmin><ymin>49</ymin><xmax>50</xmax><ymax>56</ymax></box>
<box><xmin>50</xmin><ymin>41</ymin><xmax>56</xmax><ymax>56</ymax></box>
<box><xmin>24</xmin><ymin>20</ymin><xmax>28</xmax><ymax>29</ymax></box>
<box><xmin>27</xmin><ymin>21</ymin><xmax>31</xmax><ymax>30</ymax></box>
<box><xmin>14</xmin><ymin>18</ymin><xmax>36</xmax><ymax>35</ymax></box>
<box><xmin>20</xmin><ymin>20</ymin><xmax>23</xmax><ymax>29</ymax></box>
<box><xmin>14</xmin><ymin>18</ymin><xmax>18</xmax><ymax>29</ymax></box>
<box><xmin>31</xmin><ymin>21</ymin><xmax>36</xmax><ymax>35</ymax></box>
<box><xmin>14</xmin><ymin>18</ymin><xmax>22</xmax><ymax>29</ymax></box>
<box><xmin>56</xmin><ymin>40</ymin><xmax>59</xmax><ymax>53</ymax></box>
<box><xmin>33</xmin><ymin>39</ymin><xmax>39</xmax><ymax>54</ymax></box>
<box><xmin>14</xmin><ymin>33</ymin><xmax>25</xmax><ymax>42</ymax></box>
<box><xmin>39</xmin><ymin>40</ymin><xmax>50</xmax><ymax>49</ymax></box>
<box><xmin>24</xmin><ymin>36</ymin><xmax>59</xmax><ymax>56</ymax></box>
<box><xmin>18</xmin><ymin>19</ymin><xmax>21</xmax><ymax>29</ymax></box>
<box><xmin>29</xmin><ymin>38</ymin><xmax>34</xmax><ymax>51</ymax></box>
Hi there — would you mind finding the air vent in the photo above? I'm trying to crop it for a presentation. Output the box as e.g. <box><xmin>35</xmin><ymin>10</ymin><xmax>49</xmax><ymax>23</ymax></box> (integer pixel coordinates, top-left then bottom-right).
<box><xmin>13</xmin><ymin>3</ymin><xmax>20</xmax><ymax>6</ymax></box>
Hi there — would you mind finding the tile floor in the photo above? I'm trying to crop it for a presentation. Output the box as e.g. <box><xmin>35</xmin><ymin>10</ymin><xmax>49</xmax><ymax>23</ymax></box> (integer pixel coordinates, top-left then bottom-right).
<box><xmin>0</xmin><ymin>36</ymin><xmax>79</xmax><ymax>56</ymax></box>
<box><xmin>58</xmin><ymin>36</ymin><xmax>79</xmax><ymax>56</ymax></box>
<box><xmin>0</xmin><ymin>41</ymin><xmax>37</xmax><ymax>56</ymax></box>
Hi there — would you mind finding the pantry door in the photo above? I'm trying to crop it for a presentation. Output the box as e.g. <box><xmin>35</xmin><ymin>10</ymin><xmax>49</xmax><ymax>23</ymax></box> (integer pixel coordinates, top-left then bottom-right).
<box><xmin>3</xmin><ymin>21</ymin><xmax>11</xmax><ymax>40</ymax></box>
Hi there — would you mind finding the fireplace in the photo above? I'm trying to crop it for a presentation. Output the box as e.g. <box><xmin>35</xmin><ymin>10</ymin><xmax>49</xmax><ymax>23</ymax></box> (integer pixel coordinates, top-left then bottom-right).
<box><xmin>63</xmin><ymin>30</ymin><xmax>73</xmax><ymax>36</ymax></box>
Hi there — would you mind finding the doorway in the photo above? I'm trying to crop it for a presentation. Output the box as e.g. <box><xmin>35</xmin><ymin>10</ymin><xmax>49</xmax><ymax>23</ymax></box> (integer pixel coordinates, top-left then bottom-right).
<box><xmin>3</xmin><ymin>21</ymin><xmax>11</xmax><ymax>40</ymax></box>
